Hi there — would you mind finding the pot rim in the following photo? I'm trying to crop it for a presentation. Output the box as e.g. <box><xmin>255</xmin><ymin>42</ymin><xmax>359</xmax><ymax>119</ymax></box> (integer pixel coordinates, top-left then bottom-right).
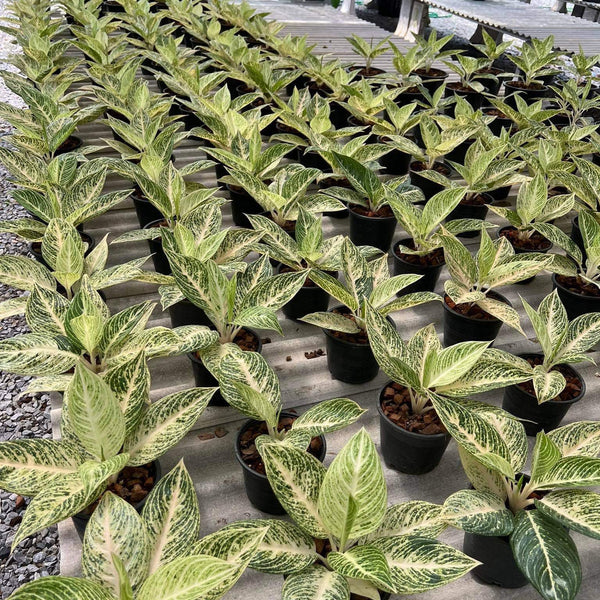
<box><xmin>348</xmin><ymin>203</ymin><xmax>397</xmax><ymax>222</ymax></box>
<box><xmin>498</xmin><ymin>225</ymin><xmax>553</xmax><ymax>253</ymax></box>
<box><xmin>552</xmin><ymin>272</ymin><xmax>600</xmax><ymax>301</ymax></box>
<box><xmin>442</xmin><ymin>291</ymin><xmax>511</xmax><ymax>324</ymax></box>
<box><xmin>187</xmin><ymin>326</ymin><xmax>262</xmax><ymax>364</ymax></box>
<box><xmin>392</xmin><ymin>238</ymin><xmax>445</xmax><ymax>267</ymax></box>
<box><xmin>378</xmin><ymin>381</ymin><xmax>450</xmax><ymax>440</ymax></box>
<box><xmin>511</xmin><ymin>352</ymin><xmax>586</xmax><ymax>405</ymax></box>
<box><xmin>234</xmin><ymin>411</ymin><xmax>327</xmax><ymax>480</ymax></box>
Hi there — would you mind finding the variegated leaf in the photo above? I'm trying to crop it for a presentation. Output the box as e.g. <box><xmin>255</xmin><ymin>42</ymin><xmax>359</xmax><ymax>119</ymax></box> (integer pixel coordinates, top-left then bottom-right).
<box><xmin>370</xmin><ymin>535</ymin><xmax>478</xmax><ymax>594</ymax></box>
<box><xmin>441</xmin><ymin>489</ymin><xmax>514</xmax><ymax>535</ymax></box>
<box><xmin>99</xmin><ymin>301</ymin><xmax>156</xmax><ymax>357</ymax></box>
<box><xmin>300</xmin><ymin>311</ymin><xmax>361</xmax><ymax>334</ymax></box>
<box><xmin>0</xmin><ymin>255</ymin><xmax>55</xmax><ymax>291</ymax></box>
<box><xmin>536</xmin><ymin>490</ymin><xmax>600</xmax><ymax>540</ymax></box>
<box><xmin>531</xmin><ymin>432</ymin><xmax>562</xmax><ymax>481</ymax></box>
<box><xmin>25</xmin><ymin>285</ymin><xmax>69</xmax><ymax>336</ymax></box>
<box><xmin>0</xmin><ymin>439</ymin><xmax>84</xmax><ymax>496</ymax></box>
<box><xmin>425</xmin><ymin>341</ymin><xmax>490</xmax><ymax>388</ymax></box>
<box><xmin>20</xmin><ymin>374</ymin><xmax>72</xmax><ymax>395</ymax></box>
<box><xmin>309</xmin><ymin>270</ymin><xmax>358</xmax><ymax>312</ymax></box>
<box><xmin>533</xmin><ymin>456</ymin><xmax>600</xmax><ymax>489</ymax></box>
<box><xmin>532</xmin><ymin>366</ymin><xmax>566</xmax><ymax>405</ymax></box>
<box><xmin>0</xmin><ymin>296</ymin><xmax>27</xmax><ymax>319</ymax></box>
<box><xmin>142</xmin><ymin>460</ymin><xmax>200</xmax><ymax>575</ymax></box>
<box><xmin>282</xmin><ymin>565</ymin><xmax>350</xmax><ymax>600</ymax></box>
<box><xmin>124</xmin><ymin>387</ymin><xmax>216</xmax><ymax>466</ymax></box>
<box><xmin>511</xmin><ymin>510</ymin><xmax>581</xmax><ymax>600</ymax></box>
<box><xmin>556</xmin><ymin>311</ymin><xmax>600</xmax><ymax>364</ymax></box>
<box><xmin>318</xmin><ymin>429</ymin><xmax>387</xmax><ymax>543</ymax></box>
<box><xmin>82</xmin><ymin>492</ymin><xmax>150</xmax><ymax>596</ymax></box>
<box><xmin>66</xmin><ymin>364</ymin><xmax>125</xmax><ymax>462</ymax></box>
<box><xmin>260</xmin><ymin>441</ymin><xmax>328</xmax><ymax>538</ymax></box>
<box><xmin>7</xmin><ymin>577</ymin><xmax>114</xmax><ymax>600</ymax></box>
<box><xmin>289</xmin><ymin>398</ymin><xmax>366</xmax><ymax>440</ymax></box>
<box><xmin>241</xmin><ymin>270</ymin><xmax>307</xmax><ymax>311</ymax></box>
<box><xmin>547</xmin><ymin>421</ymin><xmax>600</xmax><ymax>457</ymax></box>
<box><xmin>373</xmin><ymin>501</ymin><xmax>446</xmax><ymax>539</ymax></box>
<box><xmin>193</xmin><ymin>522</ymin><xmax>270</xmax><ymax>565</ymax></box>
<box><xmin>476</xmin><ymin>296</ymin><xmax>524</xmax><ymax>334</ymax></box>
<box><xmin>0</xmin><ymin>333</ymin><xmax>78</xmax><ymax>375</ymax></box>
<box><xmin>329</xmin><ymin>545</ymin><xmax>395</xmax><ymax>593</ymax></box>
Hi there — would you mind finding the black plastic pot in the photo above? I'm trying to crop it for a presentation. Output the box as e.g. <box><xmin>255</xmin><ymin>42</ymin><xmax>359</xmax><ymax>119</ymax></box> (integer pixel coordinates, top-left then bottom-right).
<box><xmin>323</xmin><ymin>307</ymin><xmax>394</xmax><ymax>384</ymax></box>
<box><xmin>476</xmin><ymin>67</ymin><xmax>505</xmax><ymax>96</ymax></box>
<box><xmin>30</xmin><ymin>231</ymin><xmax>95</xmax><ymax>270</ymax></box>
<box><xmin>378</xmin><ymin>382</ymin><xmax>450</xmax><ymax>474</ymax></box>
<box><xmin>297</xmin><ymin>148</ymin><xmax>330</xmax><ymax>171</ymax></box>
<box><xmin>378</xmin><ymin>138</ymin><xmax>411</xmax><ymax>175</ymax></box>
<box><xmin>227</xmin><ymin>184</ymin><xmax>263</xmax><ymax>228</ymax></box>
<box><xmin>71</xmin><ymin>460</ymin><xmax>162</xmax><ymax>539</ymax></box>
<box><xmin>442</xmin><ymin>292</ymin><xmax>510</xmax><ymax>346</ymax></box>
<box><xmin>56</xmin><ymin>135</ymin><xmax>83</xmax><ymax>155</ymax></box>
<box><xmin>348</xmin><ymin>205</ymin><xmax>397</xmax><ymax>252</ymax></box>
<box><xmin>410</xmin><ymin>162</ymin><xmax>450</xmax><ymax>199</ymax></box>
<box><xmin>463</xmin><ymin>531</ymin><xmax>528</xmax><ymax>588</ymax></box>
<box><xmin>553</xmin><ymin>273</ymin><xmax>600</xmax><ymax>320</ymax></box>
<box><xmin>411</xmin><ymin>68</ymin><xmax>448</xmax><ymax>94</ymax></box>
<box><xmin>392</xmin><ymin>239</ymin><xmax>444</xmax><ymax>295</ymax></box>
<box><xmin>235</xmin><ymin>412</ymin><xmax>326</xmax><ymax>514</ymax></box>
<box><xmin>502</xmin><ymin>354</ymin><xmax>585</xmax><ymax>436</ymax></box>
<box><xmin>168</xmin><ymin>299</ymin><xmax>212</xmax><ymax>328</ymax></box>
<box><xmin>503</xmin><ymin>81</ymin><xmax>548</xmax><ymax>109</ymax></box>
<box><xmin>445</xmin><ymin>138</ymin><xmax>472</xmax><ymax>165</ymax></box>
<box><xmin>329</xmin><ymin>102</ymin><xmax>353</xmax><ymax>130</ymax></box>
<box><xmin>286</xmin><ymin>74</ymin><xmax>310</xmax><ymax>97</ymax></box>
<box><xmin>143</xmin><ymin>219</ymin><xmax>171</xmax><ymax>275</ymax></box>
<box><xmin>487</xmin><ymin>184</ymin><xmax>512</xmax><ymax>202</ymax></box>
<box><xmin>499</xmin><ymin>226</ymin><xmax>552</xmax><ymax>285</ymax></box>
<box><xmin>278</xmin><ymin>265</ymin><xmax>336</xmax><ymax>321</ymax></box>
<box><xmin>570</xmin><ymin>215</ymin><xmax>585</xmax><ymax>260</ymax></box>
<box><xmin>485</xmin><ymin>109</ymin><xmax>514</xmax><ymax>137</ymax></box>
<box><xmin>445</xmin><ymin>83</ymin><xmax>484</xmax><ymax>110</ymax></box>
<box><xmin>132</xmin><ymin>191</ymin><xmax>163</xmax><ymax>228</ymax></box>
<box><xmin>347</xmin><ymin>116</ymin><xmax>377</xmax><ymax>144</ymax></box>
<box><xmin>446</xmin><ymin>193</ymin><xmax>493</xmax><ymax>238</ymax></box>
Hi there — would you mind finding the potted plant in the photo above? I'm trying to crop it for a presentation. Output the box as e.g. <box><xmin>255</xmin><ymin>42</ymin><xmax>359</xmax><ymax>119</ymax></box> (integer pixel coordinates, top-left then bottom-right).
<box><xmin>470</xmin><ymin>29</ymin><xmax>514</xmax><ymax>95</ymax></box>
<box><xmin>409</xmin><ymin>31</ymin><xmax>455</xmax><ymax>93</ymax></box>
<box><xmin>502</xmin><ymin>290</ymin><xmax>600</xmax><ymax>435</ymax></box>
<box><xmin>439</xmin><ymin>229</ymin><xmax>554</xmax><ymax>345</ymax></box>
<box><xmin>0</xmin><ymin>360</ymin><xmax>217</xmax><ymax>544</ymax></box>
<box><xmin>7</xmin><ymin>462</ymin><xmax>267</xmax><ymax>599</ymax></box>
<box><xmin>258</xmin><ymin>428</ymin><xmax>478</xmax><ymax>598</ymax></box>
<box><xmin>338</xmin><ymin>78</ymin><xmax>401</xmax><ymax>129</ymax></box>
<box><xmin>301</xmin><ymin>238</ymin><xmax>440</xmax><ymax>383</ymax></box>
<box><xmin>215</xmin><ymin>344</ymin><xmax>364</xmax><ymax>514</ymax></box>
<box><xmin>365</xmin><ymin>302</ymin><xmax>531</xmax><ymax>473</ymax></box>
<box><xmin>346</xmin><ymin>34</ymin><xmax>390</xmax><ymax>78</ymax></box>
<box><xmin>441</xmin><ymin>416</ymin><xmax>600</xmax><ymax>598</ymax></box>
<box><xmin>442</xmin><ymin>54</ymin><xmax>495</xmax><ymax>109</ymax></box>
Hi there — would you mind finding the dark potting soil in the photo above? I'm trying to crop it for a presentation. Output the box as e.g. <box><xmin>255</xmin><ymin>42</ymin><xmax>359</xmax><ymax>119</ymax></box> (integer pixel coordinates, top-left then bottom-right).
<box><xmin>517</xmin><ymin>357</ymin><xmax>582</xmax><ymax>402</ymax></box>
<box><xmin>352</xmin><ymin>66</ymin><xmax>385</xmax><ymax>77</ymax></box>
<box><xmin>444</xmin><ymin>291</ymin><xmax>505</xmax><ymax>321</ymax></box>
<box><xmin>148</xmin><ymin>219</ymin><xmax>169</xmax><ymax>229</ymax></box>
<box><xmin>413</xmin><ymin>67</ymin><xmax>446</xmax><ymax>79</ymax></box>
<box><xmin>508</xmin><ymin>81</ymin><xmax>545</xmax><ymax>91</ymax></box>
<box><xmin>194</xmin><ymin>329</ymin><xmax>259</xmax><ymax>360</ymax></box>
<box><xmin>410</xmin><ymin>161</ymin><xmax>450</xmax><ymax>176</ymax></box>
<box><xmin>329</xmin><ymin>308</ymin><xmax>369</xmax><ymax>344</ymax></box>
<box><xmin>447</xmin><ymin>82</ymin><xmax>478</xmax><ymax>94</ymax></box>
<box><xmin>305</xmin><ymin>348</ymin><xmax>325</xmax><ymax>359</ymax></box>
<box><xmin>461</xmin><ymin>193</ymin><xmax>488</xmax><ymax>206</ymax></box>
<box><xmin>499</xmin><ymin>228</ymin><xmax>552</xmax><ymax>251</ymax></box>
<box><xmin>266</xmin><ymin>213</ymin><xmax>296</xmax><ymax>235</ymax></box>
<box><xmin>82</xmin><ymin>464</ymin><xmax>155</xmax><ymax>515</ymax></box>
<box><xmin>320</xmin><ymin>176</ymin><xmax>351</xmax><ymax>188</ymax></box>
<box><xmin>484</xmin><ymin>108</ymin><xmax>509</xmax><ymax>118</ymax></box>
<box><xmin>239</xmin><ymin>415</ymin><xmax>323</xmax><ymax>474</ymax></box>
<box><xmin>350</xmin><ymin>204</ymin><xmax>394</xmax><ymax>218</ymax></box>
<box><xmin>556</xmin><ymin>275</ymin><xmax>600</xmax><ymax>298</ymax></box>
<box><xmin>548</xmin><ymin>186</ymin><xmax>569</xmax><ymax>197</ymax></box>
<box><xmin>381</xmin><ymin>382</ymin><xmax>447</xmax><ymax>435</ymax></box>
<box><xmin>394</xmin><ymin>240</ymin><xmax>445</xmax><ymax>267</ymax></box>
<box><xmin>57</xmin><ymin>136</ymin><xmax>81</xmax><ymax>153</ymax></box>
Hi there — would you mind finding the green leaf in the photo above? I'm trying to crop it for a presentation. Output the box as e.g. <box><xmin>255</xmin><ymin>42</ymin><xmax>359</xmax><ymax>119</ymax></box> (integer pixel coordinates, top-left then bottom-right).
<box><xmin>511</xmin><ymin>510</ymin><xmax>581</xmax><ymax>600</ymax></box>
<box><xmin>329</xmin><ymin>545</ymin><xmax>395</xmax><ymax>592</ymax></box>
<box><xmin>458</xmin><ymin>446</ymin><xmax>507</xmax><ymax>499</ymax></box>
<box><xmin>548</xmin><ymin>421</ymin><xmax>600</xmax><ymax>457</ymax></box>
<box><xmin>309</xmin><ymin>269</ymin><xmax>358</xmax><ymax>312</ymax></box>
<box><xmin>142</xmin><ymin>460</ymin><xmax>200</xmax><ymax>574</ymax></box>
<box><xmin>0</xmin><ymin>296</ymin><xmax>27</xmax><ymax>319</ymax></box>
<box><xmin>124</xmin><ymin>387</ymin><xmax>215</xmax><ymax>466</ymax></box>
<box><xmin>374</xmin><ymin>501</ymin><xmax>446</xmax><ymax>538</ymax></box>
<box><xmin>531</xmin><ymin>432</ymin><xmax>562</xmax><ymax>481</ymax></box>
<box><xmin>536</xmin><ymin>490</ymin><xmax>600</xmax><ymax>540</ymax></box>
<box><xmin>0</xmin><ymin>333</ymin><xmax>78</xmax><ymax>375</ymax></box>
<box><xmin>82</xmin><ymin>492</ymin><xmax>150</xmax><ymax>596</ymax></box>
<box><xmin>25</xmin><ymin>285</ymin><xmax>69</xmax><ymax>336</ymax></box>
<box><xmin>66</xmin><ymin>364</ymin><xmax>125</xmax><ymax>462</ymax></box>
<box><xmin>532</xmin><ymin>366</ymin><xmax>566</xmax><ymax>405</ymax></box>
<box><xmin>282</xmin><ymin>565</ymin><xmax>350</xmax><ymax>600</ymax></box>
<box><xmin>318</xmin><ymin>429</ymin><xmax>387</xmax><ymax>542</ymax></box>
<box><xmin>7</xmin><ymin>577</ymin><xmax>114</xmax><ymax>600</ymax></box>
<box><xmin>441</xmin><ymin>489</ymin><xmax>514</xmax><ymax>536</ymax></box>
<box><xmin>371</xmin><ymin>535</ymin><xmax>479</xmax><ymax>594</ymax></box>
<box><xmin>290</xmin><ymin>398</ymin><xmax>366</xmax><ymax>440</ymax></box>
<box><xmin>260</xmin><ymin>441</ymin><xmax>328</xmax><ymax>539</ymax></box>
<box><xmin>533</xmin><ymin>456</ymin><xmax>600</xmax><ymax>489</ymax></box>
<box><xmin>0</xmin><ymin>255</ymin><xmax>55</xmax><ymax>291</ymax></box>
<box><xmin>300</xmin><ymin>311</ymin><xmax>361</xmax><ymax>334</ymax></box>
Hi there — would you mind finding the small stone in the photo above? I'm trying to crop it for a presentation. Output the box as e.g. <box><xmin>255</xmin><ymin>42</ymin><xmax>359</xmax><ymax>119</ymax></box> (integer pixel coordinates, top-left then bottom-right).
<box><xmin>285</xmin><ymin>355</ymin><xmax>292</xmax><ymax>362</ymax></box>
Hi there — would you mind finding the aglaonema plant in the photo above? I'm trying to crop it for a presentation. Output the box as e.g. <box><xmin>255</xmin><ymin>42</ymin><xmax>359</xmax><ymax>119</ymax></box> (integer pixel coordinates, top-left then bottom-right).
<box><xmin>346</xmin><ymin>33</ymin><xmax>390</xmax><ymax>74</ymax></box>
<box><xmin>441</xmin><ymin>415</ymin><xmax>600</xmax><ymax>600</ymax></box>
<box><xmin>0</xmin><ymin>362</ymin><xmax>217</xmax><ymax>549</ymax></box>
<box><xmin>256</xmin><ymin>429</ymin><xmax>478</xmax><ymax>598</ymax></box>
<box><xmin>5</xmin><ymin>462</ymin><xmax>268</xmax><ymax>600</ymax></box>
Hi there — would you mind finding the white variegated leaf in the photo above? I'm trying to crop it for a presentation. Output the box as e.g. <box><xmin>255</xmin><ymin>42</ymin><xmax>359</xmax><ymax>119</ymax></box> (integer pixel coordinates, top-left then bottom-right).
<box><xmin>328</xmin><ymin>545</ymin><xmax>395</xmax><ymax>593</ymax></box>
<box><xmin>0</xmin><ymin>333</ymin><xmax>78</xmax><ymax>375</ymax></box>
<box><xmin>7</xmin><ymin>577</ymin><xmax>114</xmax><ymax>600</ymax></box>
<box><xmin>282</xmin><ymin>565</ymin><xmax>350</xmax><ymax>600</ymax></box>
<box><xmin>547</xmin><ymin>421</ymin><xmax>600</xmax><ymax>457</ymax></box>
<box><xmin>290</xmin><ymin>398</ymin><xmax>366</xmax><ymax>439</ymax></box>
<box><xmin>373</xmin><ymin>501</ymin><xmax>446</xmax><ymax>539</ymax></box>
<box><xmin>300</xmin><ymin>311</ymin><xmax>361</xmax><ymax>334</ymax></box>
<box><xmin>536</xmin><ymin>490</ymin><xmax>600</xmax><ymax>540</ymax></box>
<box><xmin>0</xmin><ymin>255</ymin><xmax>55</xmax><ymax>291</ymax></box>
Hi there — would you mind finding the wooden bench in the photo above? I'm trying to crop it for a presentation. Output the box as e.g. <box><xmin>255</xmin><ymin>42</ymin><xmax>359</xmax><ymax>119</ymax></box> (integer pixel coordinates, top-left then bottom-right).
<box><xmin>391</xmin><ymin>0</ymin><xmax>600</xmax><ymax>55</ymax></box>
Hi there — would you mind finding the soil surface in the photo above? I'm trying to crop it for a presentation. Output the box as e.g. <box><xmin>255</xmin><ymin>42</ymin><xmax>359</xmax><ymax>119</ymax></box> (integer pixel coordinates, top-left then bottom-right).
<box><xmin>349</xmin><ymin>203</ymin><xmax>394</xmax><ymax>218</ymax></box>
<box><xmin>381</xmin><ymin>382</ymin><xmax>447</xmax><ymax>435</ymax></box>
<box><xmin>461</xmin><ymin>193</ymin><xmax>489</xmax><ymax>206</ymax></box>
<box><xmin>195</xmin><ymin>329</ymin><xmax>259</xmax><ymax>360</ymax></box>
<box><xmin>444</xmin><ymin>291</ymin><xmax>506</xmax><ymax>321</ymax></box>
<box><xmin>447</xmin><ymin>82</ymin><xmax>479</xmax><ymax>94</ymax></box>
<box><xmin>556</xmin><ymin>275</ymin><xmax>600</xmax><ymax>298</ymax></box>
<box><xmin>506</xmin><ymin>81</ymin><xmax>545</xmax><ymax>91</ymax></box>
<box><xmin>413</xmin><ymin>67</ymin><xmax>447</xmax><ymax>79</ymax></box>
<box><xmin>516</xmin><ymin>357</ymin><xmax>583</xmax><ymax>402</ymax></box>
<box><xmin>239</xmin><ymin>415</ymin><xmax>323</xmax><ymax>474</ymax></box>
<box><xmin>351</xmin><ymin>66</ymin><xmax>385</xmax><ymax>77</ymax></box>
<box><xmin>56</xmin><ymin>135</ymin><xmax>81</xmax><ymax>153</ymax></box>
<box><xmin>499</xmin><ymin>227</ymin><xmax>552</xmax><ymax>251</ymax></box>
<box><xmin>410</xmin><ymin>161</ymin><xmax>450</xmax><ymax>176</ymax></box>
<box><xmin>394</xmin><ymin>240</ymin><xmax>445</xmax><ymax>267</ymax></box>
<box><xmin>319</xmin><ymin>176</ymin><xmax>351</xmax><ymax>189</ymax></box>
<box><xmin>328</xmin><ymin>307</ymin><xmax>369</xmax><ymax>344</ymax></box>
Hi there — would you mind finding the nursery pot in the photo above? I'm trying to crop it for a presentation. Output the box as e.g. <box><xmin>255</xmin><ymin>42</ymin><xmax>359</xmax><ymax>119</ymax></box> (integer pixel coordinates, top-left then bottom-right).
<box><xmin>446</xmin><ymin>193</ymin><xmax>493</xmax><ymax>237</ymax></box>
<box><xmin>297</xmin><ymin>148</ymin><xmax>330</xmax><ymax>171</ymax></box>
<box><xmin>143</xmin><ymin>219</ymin><xmax>171</xmax><ymax>275</ymax></box>
<box><xmin>487</xmin><ymin>184</ymin><xmax>512</xmax><ymax>202</ymax></box>
<box><xmin>30</xmin><ymin>231</ymin><xmax>95</xmax><ymax>270</ymax></box>
<box><xmin>322</xmin><ymin>307</ymin><xmax>395</xmax><ymax>384</ymax></box>
<box><xmin>277</xmin><ymin>264</ymin><xmax>337</xmax><ymax>321</ymax></box>
<box><xmin>499</xmin><ymin>226</ymin><xmax>552</xmax><ymax>284</ymax></box>
<box><xmin>378</xmin><ymin>382</ymin><xmax>451</xmax><ymax>474</ymax></box>
<box><xmin>445</xmin><ymin>138</ymin><xmax>473</xmax><ymax>165</ymax></box>
<box><xmin>168</xmin><ymin>298</ymin><xmax>212</xmax><ymax>328</ymax></box>
<box><xmin>553</xmin><ymin>273</ymin><xmax>600</xmax><ymax>320</ymax></box>
<box><xmin>132</xmin><ymin>190</ymin><xmax>163</xmax><ymax>228</ymax></box>
<box><xmin>503</xmin><ymin>81</ymin><xmax>548</xmax><ymax>109</ymax></box>
<box><xmin>71</xmin><ymin>460</ymin><xmax>162</xmax><ymax>539</ymax></box>
<box><xmin>445</xmin><ymin>82</ymin><xmax>484</xmax><ymax>110</ymax></box>
<box><xmin>484</xmin><ymin>108</ymin><xmax>514</xmax><ymax>137</ymax></box>
<box><xmin>502</xmin><ymin>354</ymin><xmax>585</xmax><ymax>435</ymax></box>
<box><xmin>56</xmin><ymin>135</ymin><xmax>83</xmax><ymax>155</ymax></box>
<box><xmin>187</xmin><ymin>329</ymin><xmax>262</xmax><ymax>407</ymax></box>
<box><xmin>348</xmin><ymin>204</ymin><xmax>397</xmax><ymax>252</ymax></box>
<box><xmin>227</xmin><ymin>184</ymin><xmax>263</xmax><ymax>228</ymax></box>
<box><xmin>410</xmin><ymin>162</ymin><xmax>450</xmax><ymax>200</ymax></box>
<box><xmin>378</xmin><ymin>137</ymin><xmax>411</xmax><ymax>175</ymax></box>
<box><xmin>392</xmin><ymin>239</ymin><xmax>445</xmax><ymax>295</ymax></box>
<box><xmin>463</xmin><ymin>531</ymin><xmax>528</xmax><ymax>588</ymax></box>
<box><xmin>442</xmin><ymin>291</ymin><xmax>511</xmax><ymax>346</ymax></box>
<box><xmin>235</xmin><ymin>412</ymin><xmax>326</xmax><ymax>514</ymax></box>
<box><xmin>411</xmin><ymin>68</ymin><xmax>448</xmax><ymax>94</ymax></box>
